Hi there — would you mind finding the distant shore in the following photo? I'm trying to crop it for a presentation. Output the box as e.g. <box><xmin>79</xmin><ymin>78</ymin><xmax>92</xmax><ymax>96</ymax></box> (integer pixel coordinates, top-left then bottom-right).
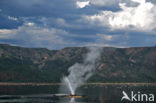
<box><xmin>0</xmin><ymin>82</ymin><xmax>155</xmax><ymax>86</ymax></box>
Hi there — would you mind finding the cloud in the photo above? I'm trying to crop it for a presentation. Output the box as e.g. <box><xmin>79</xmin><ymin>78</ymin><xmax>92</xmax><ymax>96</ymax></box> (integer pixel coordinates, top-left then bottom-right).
<box><xmin>84</xmin><ymin>10</ymin><xmax>112</xmax><ymax>27</ymax></box>
<box><xmin>109</xmin><ymin>0</ymin><xmax>156</xmax><ymax>30</ymax></box>
<box><xmin>84</xmin><ymin>0</ymin><xmax>136</xmax><ymax>7</ymax></box>
<box><xmin>0</xmin><ymin>29</ymin><xmax>16</xmax><ymax>38</ymax></box>
<box><xmin>8</xmin><ymin>16</ymin><xmax>18</xmax><ymax>21</ymax></box>
<box><xmin>90</xmin><ymin>0</ymin><xmax>118</xmax><ymax>7</ymax></box>
<box><xmin>96</xmin><ymin>34</ymin><xmax>113</xmax><ymax>41</ymax></box>
<box><xmin>24</xmin><ymin>22</ymin><xmax>35</xmax><ymax>26</ymax></box>
<box><xmin>0</xmin><ymin>29</ymin><xmax>14</xmax><ymax>35</ymax></box>
<box><xmin>0</xmin><ymin>22</ymin><xmax>77</xmax><ymax>49</ymax></box>
<box><xmin>94</xmin><ymin>33</ymin><xmax>126</xmax><ymax>47</ymax></box>
<box><xmin>0</xmin><ymin>21</ymin><xmax>156</xmax><ymax>49</ymax></box>
<box><xmin>0</xmin><ymin>0</ymin><xmax>76</xmax><ymax>17</ymax></box>
<box><xmin>84</xmin><ymin>0</ymin><xmax>156</xmax><ymax>31</ymax></box>
<box><xmin>0</xmin><ymin>0</ymin><xmax>156</xmax><ymax>49</ymax></box>
<box><xmin>76</xmin><ymin>1</ymin><xmax>90</xmax><ymax>8</ymax></box>
<box><xmin>95</xmin><ymin>32</ymin><xmax>156</xmax><ymax>47</ymax></box>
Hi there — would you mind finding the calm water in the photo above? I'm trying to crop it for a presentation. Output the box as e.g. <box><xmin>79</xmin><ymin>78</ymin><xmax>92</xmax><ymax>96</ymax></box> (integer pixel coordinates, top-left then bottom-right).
<box><xmin>0</xmin><ymin>84</ymin><xmax>155</xmax><ymax>103</ymax></box>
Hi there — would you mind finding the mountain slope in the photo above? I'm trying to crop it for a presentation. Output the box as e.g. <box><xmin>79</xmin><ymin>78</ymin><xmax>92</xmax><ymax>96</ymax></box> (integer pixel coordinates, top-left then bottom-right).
<box><xmin>0</xmin><ymin>44</ymin><xmax>155</xmax><ymax>82</ymax></box>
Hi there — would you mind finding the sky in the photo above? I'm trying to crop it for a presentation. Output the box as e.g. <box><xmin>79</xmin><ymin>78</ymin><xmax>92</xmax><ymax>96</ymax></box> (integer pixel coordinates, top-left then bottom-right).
<box><xmin>0</xmin><ymin>0</ymin><xmax>156</xmax><ymax>49</ymax></box>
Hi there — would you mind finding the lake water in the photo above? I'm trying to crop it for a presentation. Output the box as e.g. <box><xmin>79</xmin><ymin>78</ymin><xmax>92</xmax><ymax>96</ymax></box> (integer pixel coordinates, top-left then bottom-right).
<box><xmin>0</xmin><ymin>84</ymin><xmax>155</xmax><ymax>103</ymax></box>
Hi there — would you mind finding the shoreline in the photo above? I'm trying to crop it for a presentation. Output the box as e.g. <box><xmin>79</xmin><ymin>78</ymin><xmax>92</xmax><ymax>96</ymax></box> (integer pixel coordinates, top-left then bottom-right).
<box><xmin>0</xmin><ymin>82</ymin><xmax>155</xmax><ymax>86</ymax></box>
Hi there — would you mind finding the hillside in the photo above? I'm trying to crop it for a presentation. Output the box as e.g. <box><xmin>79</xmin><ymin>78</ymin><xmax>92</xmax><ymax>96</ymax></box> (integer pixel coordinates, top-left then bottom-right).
<box><xmin>0</xmin><ymin>44</ymin><xmax>156</xmax><ymax>83</ymax></box>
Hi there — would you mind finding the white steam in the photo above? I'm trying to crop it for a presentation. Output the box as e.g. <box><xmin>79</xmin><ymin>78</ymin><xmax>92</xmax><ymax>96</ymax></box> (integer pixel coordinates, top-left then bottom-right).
<box><xmin>62</xmin><ymin>47</ymin><xmax>102</xmax><ymax>94</ymax></box>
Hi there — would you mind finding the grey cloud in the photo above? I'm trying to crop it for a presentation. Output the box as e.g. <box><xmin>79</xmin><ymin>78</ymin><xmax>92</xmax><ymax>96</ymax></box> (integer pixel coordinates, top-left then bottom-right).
<box><xmin>0</xmin><ymin>23</ymin><xmax>79</xmax><ymax>49</ymax></box>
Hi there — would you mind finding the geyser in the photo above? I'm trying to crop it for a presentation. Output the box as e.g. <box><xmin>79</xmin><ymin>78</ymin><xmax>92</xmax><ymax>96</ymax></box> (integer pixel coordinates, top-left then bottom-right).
<box><xmin>62</xmin><ymin>47</ymin><xmax>102</xmax><ymax>95</ymax></box>
<box><xmin>64</xmin><ymin>77</ymin><xmax>74</xmax><ymax>95</ymax></box>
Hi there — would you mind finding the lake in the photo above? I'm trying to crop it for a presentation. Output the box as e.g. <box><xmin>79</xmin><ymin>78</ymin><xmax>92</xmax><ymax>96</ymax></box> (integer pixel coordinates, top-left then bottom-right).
<box><xmin>0</xmin><ymin>83</ymin><xmax>155</xmax><ymax>103</ymax></box>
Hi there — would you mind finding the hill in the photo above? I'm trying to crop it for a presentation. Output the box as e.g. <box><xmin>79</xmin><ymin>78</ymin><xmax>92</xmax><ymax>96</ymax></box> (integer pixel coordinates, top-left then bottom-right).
<box><xmin>0</xmin><ymin>44</ymin><xmax>156</xmax><ymax>83</ymax></box>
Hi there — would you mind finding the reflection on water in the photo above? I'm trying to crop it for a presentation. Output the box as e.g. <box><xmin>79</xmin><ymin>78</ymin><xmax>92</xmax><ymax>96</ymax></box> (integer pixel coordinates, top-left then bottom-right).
<box><xmin>0</xmin><ymin>84</ymin><xmax>155</xmax><ymax>103</ymax></box>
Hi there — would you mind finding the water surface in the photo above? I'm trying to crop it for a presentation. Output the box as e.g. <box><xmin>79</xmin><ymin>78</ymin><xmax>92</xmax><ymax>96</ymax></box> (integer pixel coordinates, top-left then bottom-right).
<box><xmin>0</xmin><ymin>83</ymin><xmax>155</xmax><ymax>103</ymax></box>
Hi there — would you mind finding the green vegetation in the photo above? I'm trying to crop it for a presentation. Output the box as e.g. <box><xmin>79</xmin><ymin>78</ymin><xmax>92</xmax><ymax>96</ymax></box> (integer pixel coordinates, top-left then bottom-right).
<box><xmin>0</xmin><ymin>44</ymin><xmax>156</xmax><ymax>83</ymax></box>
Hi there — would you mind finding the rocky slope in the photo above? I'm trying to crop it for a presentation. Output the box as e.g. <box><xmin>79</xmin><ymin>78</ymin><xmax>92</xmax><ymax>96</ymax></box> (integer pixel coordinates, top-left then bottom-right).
<box><xmin>0</xmin><ymin>44</ymin><xmax>155</xmax><ymax>82</ymax></box>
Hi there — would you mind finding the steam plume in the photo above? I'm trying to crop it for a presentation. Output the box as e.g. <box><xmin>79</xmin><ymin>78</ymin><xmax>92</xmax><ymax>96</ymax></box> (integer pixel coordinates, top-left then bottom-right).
<box><xmin>62</xmin><ymin>46</ymin><xmax>102</xmax><ymax>94</ymax></box>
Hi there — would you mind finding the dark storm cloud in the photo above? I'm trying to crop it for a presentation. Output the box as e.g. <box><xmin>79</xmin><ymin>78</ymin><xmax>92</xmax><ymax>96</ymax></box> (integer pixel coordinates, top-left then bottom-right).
<box><xmin>0</xmin><ymin>0</ymin><xmax>76</xmax><ymax>29</ymax></box>
<box><xmin>0</xmin><ymin>0</ymin><xmax>99</xmax><ymax>18</ymax></box>
<box><xmin>0</xmin><ymin>0</ymin><xmax>74</xmax><ymax>17</ymax></box>
<box><xmin>0</xmin><ymin>0</ymin><xmax>99</xmax><ymax>29</ymax></box>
